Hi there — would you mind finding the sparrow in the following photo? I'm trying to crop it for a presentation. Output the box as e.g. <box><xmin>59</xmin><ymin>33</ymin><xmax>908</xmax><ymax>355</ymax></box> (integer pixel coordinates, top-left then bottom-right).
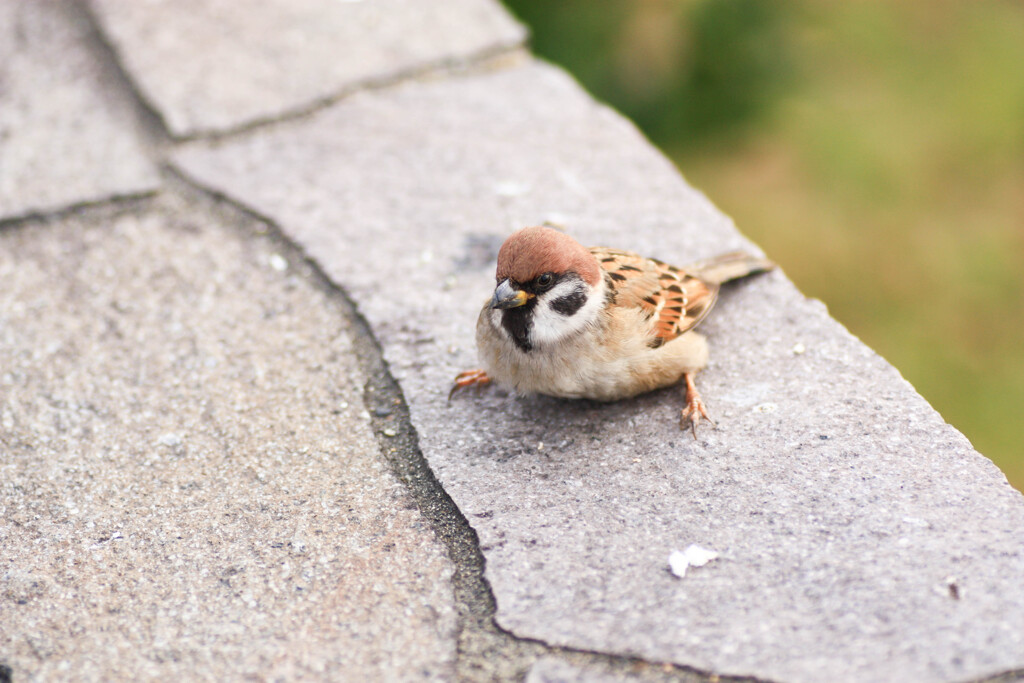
<box><xmin>451</xmin><ymin>226</ymin><xmax>774</xmax><ymax>436</ymax></box>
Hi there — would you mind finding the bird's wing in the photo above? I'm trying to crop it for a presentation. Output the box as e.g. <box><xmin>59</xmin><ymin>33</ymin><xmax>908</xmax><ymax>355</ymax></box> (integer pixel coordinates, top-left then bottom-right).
<box><xmin>590</xmin><ymin>247</ymin><xmax>720</xmax><ymax>347</ymax></box>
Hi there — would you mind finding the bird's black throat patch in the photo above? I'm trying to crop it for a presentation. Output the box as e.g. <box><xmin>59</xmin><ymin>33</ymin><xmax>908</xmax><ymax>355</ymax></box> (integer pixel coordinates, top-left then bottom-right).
<box><xmin>501</xmin><ymin>301</ymin><xmax>535</xmax><ymax>352</ymax></box>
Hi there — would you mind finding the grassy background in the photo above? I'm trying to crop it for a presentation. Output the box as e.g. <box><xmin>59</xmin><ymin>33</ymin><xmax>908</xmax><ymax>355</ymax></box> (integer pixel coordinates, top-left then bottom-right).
<box><xmin>502</xmin><ymin>0</ymin><xmax>1024</xmax><ymax>490</ymax></box>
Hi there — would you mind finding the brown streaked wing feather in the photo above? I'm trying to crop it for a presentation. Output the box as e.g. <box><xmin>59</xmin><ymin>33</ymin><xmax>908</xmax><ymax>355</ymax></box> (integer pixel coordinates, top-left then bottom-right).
<box><xmin>590</xmin><ymin>247</ymin><xmax>720</xmax><ymax>345</ymax></box>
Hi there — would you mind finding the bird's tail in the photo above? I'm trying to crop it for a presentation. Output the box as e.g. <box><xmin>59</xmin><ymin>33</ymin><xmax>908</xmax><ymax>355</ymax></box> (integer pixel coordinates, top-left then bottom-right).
<box><xmin>688</xmin><ymin>251</ymin><xmax>775</xmax><ymax>285</ymax></box>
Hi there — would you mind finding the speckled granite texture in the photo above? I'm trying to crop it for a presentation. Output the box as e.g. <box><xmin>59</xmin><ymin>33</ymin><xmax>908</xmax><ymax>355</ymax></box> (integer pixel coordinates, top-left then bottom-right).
<box><xmin>171</xmin><ymin>61</ymin><xmax>1024</xmax><ymax>682</ymax></box>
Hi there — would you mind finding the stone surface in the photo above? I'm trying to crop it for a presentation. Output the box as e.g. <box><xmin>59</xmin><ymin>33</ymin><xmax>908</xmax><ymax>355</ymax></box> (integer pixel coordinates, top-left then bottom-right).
<box><xmin>0</xmin><ymin>0</ymin><xmax>158</xmax><ymax>221</ymax></box>
<box><xmin>0</xmin><ymin>194</ymin><xmax>457</xmax><ymax>681</ymax></box>
<box><xmin>171</xmin><ymin>60</ymin><xmax>1024</xmax><ymax>683</ymax></box>
<box><xmin>88</xmin><ymin>0</ymin><xmax>526</xmax><ymax>138</ymax></box>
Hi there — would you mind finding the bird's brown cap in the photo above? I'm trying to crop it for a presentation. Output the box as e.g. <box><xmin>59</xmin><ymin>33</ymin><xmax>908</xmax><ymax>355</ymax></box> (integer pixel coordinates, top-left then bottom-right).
<box><xmin>495</xmin><ymin>226</ymin><xmax>601</xmax><ymax>287</ymax></box>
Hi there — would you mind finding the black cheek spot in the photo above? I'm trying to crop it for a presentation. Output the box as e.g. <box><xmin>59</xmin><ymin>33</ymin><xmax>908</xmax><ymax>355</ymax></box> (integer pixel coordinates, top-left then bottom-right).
<box><xmin>551</xmin><ymin>290</ymin><xmax>587</xmax><ymax>316</ymax></box>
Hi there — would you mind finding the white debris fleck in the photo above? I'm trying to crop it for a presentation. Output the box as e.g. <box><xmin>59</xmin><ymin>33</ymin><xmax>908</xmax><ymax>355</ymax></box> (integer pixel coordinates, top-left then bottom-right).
<box><xmin>669</xmin><ymin>552</ymin><xmax>690</xmax><ymax>578</ymax></box>
<box><xmin>792</xmin><ymin>342</ymin><xmax>806</xmax><ymax>355</ymax></box>
<box><xmin>382</xmin><ymin>428</ymin><xmax>397</xmax><ymax>437</ymax></box>
<box><xmin>753</xmin><ymin>402</ymin><xmax>778</xmax><ymax>414</ymax></box>
<box><xmin>684</xmin><ymin>544</ymin><xmax>719</xmax><ymax>567</ymax></box>
<box><xmin>157</xmin><ymin>433</ymin><xmax>182</xmax><ymax>447</ymax></box>
<box><xmin>269</xmin><ymin>253</ymin><xmax>288</xmax><ymax>272</ymax></box>
<box><xmin>669</xmin><ymin>545</ymin><xmax>719</xmax><ymax>578</ymax></box>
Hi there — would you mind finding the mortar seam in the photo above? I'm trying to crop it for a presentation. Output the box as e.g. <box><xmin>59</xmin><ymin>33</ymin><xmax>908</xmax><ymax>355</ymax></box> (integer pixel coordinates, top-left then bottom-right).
<box><xmin>79</xmin><ymin>0</ymin><xmax>528</xmax><ymax>145</ymax></box>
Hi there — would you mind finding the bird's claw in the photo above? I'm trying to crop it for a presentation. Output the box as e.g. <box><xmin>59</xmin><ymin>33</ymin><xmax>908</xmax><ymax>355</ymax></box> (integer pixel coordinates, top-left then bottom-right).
<box><xmin>449</xmin><ymin>369</ymin><xmax>491</xmax><ymax>401</ymax></box>
<box><xmin>680</xmin><ymin>373</ymin><xmax>715</xmax><ymax>439</ymax></box>
<box><xmin>680</xmin><ymin>398</ymin><xmax>715</xmax><ymax>439</ymax></box>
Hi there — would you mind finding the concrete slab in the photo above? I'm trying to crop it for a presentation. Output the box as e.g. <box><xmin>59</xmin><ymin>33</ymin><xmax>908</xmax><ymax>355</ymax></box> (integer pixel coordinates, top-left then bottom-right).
<box><xmin>88</xmin><ymin>0</ymin><xmax>527</xmax><ymax>138</ymax></box>
<box><xmin>0</xmin><ymin>194</ymin><xmax>457</xmax><ymax>680</ymax></box>
<box><xmin>170</xmin><ymin>61</ymin><xmax>1024</xmax><ymax>682</ymax></box>
<box><xmin>0</xmin><ymin>0</ymin><xmax>158</xmax><ymax>221</ymax></box>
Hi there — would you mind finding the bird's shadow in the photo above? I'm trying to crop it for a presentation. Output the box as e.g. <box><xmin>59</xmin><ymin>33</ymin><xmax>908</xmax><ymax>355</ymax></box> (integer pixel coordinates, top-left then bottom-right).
<box><xmin>460</xmin><ymin>384</ymin><xmax>685</xmax><ymax>464</ymax></box>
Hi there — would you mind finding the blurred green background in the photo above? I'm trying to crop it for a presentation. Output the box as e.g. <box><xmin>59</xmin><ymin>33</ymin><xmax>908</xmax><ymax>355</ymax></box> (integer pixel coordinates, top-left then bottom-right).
<box><xmin>502</xmin><ymin>0</ymin><xmax>1024</xmax><ymax>491</ymax></box>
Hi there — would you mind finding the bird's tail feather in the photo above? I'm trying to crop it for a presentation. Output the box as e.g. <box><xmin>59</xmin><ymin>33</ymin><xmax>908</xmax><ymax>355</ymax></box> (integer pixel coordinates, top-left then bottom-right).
<box><xmin>688</xmin><ymin>251</ymin><xmax>775</xmax><ymax>285</ymax></box>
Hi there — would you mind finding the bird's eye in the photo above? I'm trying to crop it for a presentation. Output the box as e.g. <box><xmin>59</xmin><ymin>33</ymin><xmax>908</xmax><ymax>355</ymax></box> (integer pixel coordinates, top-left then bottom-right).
<box><xmin>536</xmin><ymin>273</ymin><xmax>555</xmax><ymax>290</ymax></box>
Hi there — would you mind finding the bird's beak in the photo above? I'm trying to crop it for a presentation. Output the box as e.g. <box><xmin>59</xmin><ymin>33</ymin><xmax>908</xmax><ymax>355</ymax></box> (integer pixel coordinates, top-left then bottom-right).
<box><xmin>490</xmin><ymin>279</ymin><xmax>531</xmax><ymax>309</ymax></box>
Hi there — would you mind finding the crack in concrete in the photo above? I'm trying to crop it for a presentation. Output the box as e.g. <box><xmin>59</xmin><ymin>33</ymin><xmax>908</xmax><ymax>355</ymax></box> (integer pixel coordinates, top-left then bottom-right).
<box><xmin>166</xmin><ymin>46</ymin><xmax>532</xmax><ymax>144</ymax></box>
<box><xmin>0</xmin><ymin>191</ymin><xmax>160</xmax><ymax>231</ymax></box>
<box><xmin>69</xmin><ymin>0</ymin><xmax>171</xmax><ymax>154</ymax></box>
<box><xmin>969</xmin><ymin>672</ymin><xmax>1024</xmax><ymax>683</ymax></box>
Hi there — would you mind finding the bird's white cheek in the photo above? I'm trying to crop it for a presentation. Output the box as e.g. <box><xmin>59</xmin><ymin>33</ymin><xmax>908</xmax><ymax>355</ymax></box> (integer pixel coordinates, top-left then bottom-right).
<box><xmin>528</xmin><ymin>303</ymin><xmax>570</xmax><ymax>345</ymax></box>
<box><xmin>531</xmin><ymin>282</ymin><xmax>604</xmax><ymax>347</ymax></box>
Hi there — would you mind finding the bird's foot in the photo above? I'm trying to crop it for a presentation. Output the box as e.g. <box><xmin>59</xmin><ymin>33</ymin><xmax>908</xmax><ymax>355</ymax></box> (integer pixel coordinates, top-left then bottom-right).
<box><xmin>680</xmin><ymin>373</ymin><xmax>716</xmax><ymax>439</ymax></box>
<box><xmin>449</xmin><ymin>369</ymin><xmax>491</xmax><ymax>401</ymax></box>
